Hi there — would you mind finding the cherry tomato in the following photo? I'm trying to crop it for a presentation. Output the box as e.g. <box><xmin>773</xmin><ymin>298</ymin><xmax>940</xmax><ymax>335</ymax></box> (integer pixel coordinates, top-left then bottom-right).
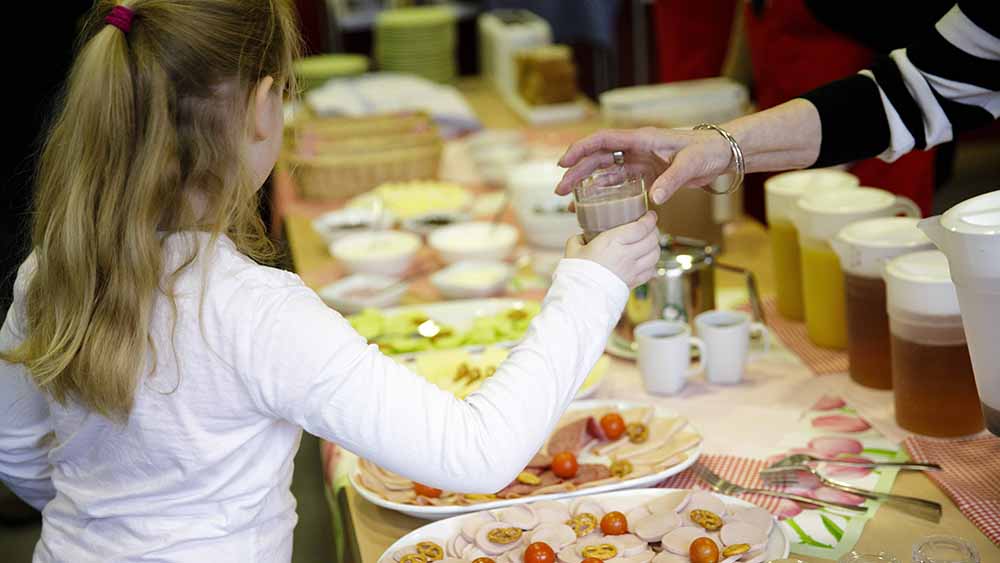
<box><xmin>599</xmin><ymin>510</ymin><xmax>628</xmax><ymax>535</ymax></box>
<box><xmin>600</xmin><ymin>413</ymin><xmax>626</xmax><ymax>440</ymax></box>
<box><xmin>689</xmin><ymin>537</ymin><xmax>720</xmax><ymax>563</ymax></box>
<box><xmin>524</xmin><ymin>542</ymin><xmax>556</xmax><ymax>563</ymax></box>
<box><xmin>581</xmin><ymin>559</ymin><xmax>603</xmax><ymax>563</ymax></box>
<box><xmin>413</xmin><ymin>483</ymin><xmax>442</xmax><ymax>498</ymax></box>
<box><xmin>551</xmin><ymin>451</ymin><xmax>579</xmax><ymax>479</ymax></box>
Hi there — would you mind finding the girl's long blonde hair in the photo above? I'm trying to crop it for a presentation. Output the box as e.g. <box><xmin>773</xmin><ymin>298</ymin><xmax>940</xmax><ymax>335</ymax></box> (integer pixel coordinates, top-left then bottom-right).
<box><xmin>1</xmin><ymin>0</ymin><xmax>299</xmax><ymax>421</ymax></box>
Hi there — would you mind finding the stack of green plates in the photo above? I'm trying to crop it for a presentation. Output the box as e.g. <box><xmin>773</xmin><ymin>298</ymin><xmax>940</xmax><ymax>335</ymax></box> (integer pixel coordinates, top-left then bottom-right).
<box><xmin>294</xmin><ymin>54</ymin><xmax>369</xmax><ymax>90</ymax></box>
<box><xmin>375</xmin><ymin>6</ymin><xmax>457</xmax><ymax>84</ymax></box>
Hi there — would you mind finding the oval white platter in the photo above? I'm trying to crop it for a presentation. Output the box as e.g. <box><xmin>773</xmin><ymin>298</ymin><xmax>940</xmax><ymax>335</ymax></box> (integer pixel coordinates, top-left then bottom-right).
<box><xmin>350</xmin><ymin>400</ymin><xmax>702</xmax><ymax>520</ymax></box>
<box><xmin>378</xmin><ymin>487</ymin><xmax>790</xmax><ymax>563</ymax></box>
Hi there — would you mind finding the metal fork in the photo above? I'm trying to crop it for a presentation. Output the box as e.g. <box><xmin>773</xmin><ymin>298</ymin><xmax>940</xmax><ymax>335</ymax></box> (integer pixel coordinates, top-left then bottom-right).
<box><xmin>760</xmin><ymin>465</ymin><xmax>942</xmax><ymax>523</ymax></box>
<box><xmin>691</xmin><ymin>463</ymin><xmax>867</xmax><ymax>513</ymax></box>
<box><xmin>772</xmin><ymin>453</ymin><xmax>941</xmax><ymax>472</ymax></box>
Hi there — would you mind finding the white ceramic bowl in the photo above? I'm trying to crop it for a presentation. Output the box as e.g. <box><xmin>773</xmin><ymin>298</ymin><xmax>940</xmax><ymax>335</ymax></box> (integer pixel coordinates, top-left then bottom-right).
<box><xmin>330</xmin><ymin>231</ymin><xmax>421</xmax><ymax>276</ymax></box>
<box><xmin>430</xmin><ymin>260</ymin><xmax>513</xmax><ymax>299</ymax></box>
<box><xmin>428</xmin><ymin>222</ymin><xmax>518</xmax><ymax>264</ymax></box>
<box><xmin>515</xmin><ymin>195</ymin><xmax>580</xmax><ymax>249</ymax></box>
<box><xmin>312</xmin><ymin>208</ymin><xmax>396</xmax><ymax>245</ymax></box>
<box><xmin>318</xmin><ymin>274</ymin><xmax>407</xmax><ymax>315</ymax></box>
<box><xmin>401</xmin><ymin>211</ymin><xmax>471</xmax><ymax>236</ymax></box>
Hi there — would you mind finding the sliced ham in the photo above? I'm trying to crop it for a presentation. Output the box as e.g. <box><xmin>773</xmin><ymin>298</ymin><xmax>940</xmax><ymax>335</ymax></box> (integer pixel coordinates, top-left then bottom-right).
<box><xmin>645</xmin><ymin>491</ymin><xmax>691</xmax><ymax>514</ymax></box>
<box><xmin>628</xmin><ymin>432</ymin><xmax>701</xmax><ymax>467</ymax></box>
<box><xmin>651</xmin><ymin>552</ymin><xmax>687</xmax><ymax>563</ymax></box>
<box><xmin>534</xmin><ymin>481</ymin><xmax>577</xmax><ymax>495</ymax></box>
<box><xmin>462</xmin><ymin>543</ymin><xmax>489</xmax><ymax>561</ymax></box>
<box><xmin>357</xmin><ymin>472</ymin><xmax>416</xmax><ymax>504</ymax></box>
<box><xmin>720</xmin><ymin>522</ymin><xmax>767</xmax><ymax>548</ymax></box>
<box><xmin>497</xmin><ymin>505</ymin><xmax>538</xmax><ymax>530</ymax></box>
<box><xmin>529</xmin><ymin>523</ymin><xmax>577</xmax><ymax>551</ymax></box>
<box><xmin>558</xmin><ymin>545</ymin><xmax>584</xmax><ymax>563</ymax></box>
<box><xmin>532</xmin><ymin>500</ymin><xmax>572</xmax><ymax>523</ymax></box>
<box><xmin>611</xmin><ymin>419</ymin><xmax>690</xmax><ymax>460</ymax></box>
<box><xmin>632</xmin><ymin>511</ymin><xmax>682</xmax><ymax>542</ymax></box>
<box><xmin>571</xmin><ymin>464</ymin><xmax>612</xmax><ymax>486</ymax></box>
<box><xmin>683</xmin><ymin>491</ymin><xmax>728</xmax><ymax>520</ymax></box>
<box><xmin>462</xmin><ymin>512</ymin><xmax>496</xmax><ymax>541</ymax></box>
<box><xmin>547</xmin><ymin>418</ymin><xmax>591</xmax><ymax>456</ymax></box>
<box><xmin>587</xmin><ymin>417</ymin><xmax>609</xmax><ymax>441</ymax></box>
<box><xmin>727</xmin><ymin>506</ymin><xmax>774</xmax><ymax>536</ymax></box>
<box><xmin>528</xmin><ymin>452</ymin><xmax>553</xmax><ymax>469</ymax></box>
<box><xmin>660</xmin><ymin>527</ymin><xmax>710</xmax><ymax>555</ymax></box>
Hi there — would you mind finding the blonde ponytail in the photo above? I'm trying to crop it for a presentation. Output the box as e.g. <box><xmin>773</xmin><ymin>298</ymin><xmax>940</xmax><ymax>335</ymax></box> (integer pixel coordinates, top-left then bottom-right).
<box><xmin>1</xmin><ymin>0</ymin><xmax>300</xmax><ymax>421</ymax></box>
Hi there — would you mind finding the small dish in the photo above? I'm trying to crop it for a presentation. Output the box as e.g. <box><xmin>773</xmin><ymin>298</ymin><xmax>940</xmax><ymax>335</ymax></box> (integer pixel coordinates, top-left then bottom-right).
<box><xmin>318</xmin><ymin>274</ymin><xmax>407</xmax><ymax>314</ymax></box>
<box><xmin>401</xmin><ymin>211</ymin><xmax>471</xmax><ymax>236</ymax></box>
<box><xmin>312</xmin><ymin>207</ymin><xmax>396</xmax><ymax>245</ymax></box>
<box><xmin>330</xmin><ymin>231</ymin><xmax>422</xmax><ymax>276</ymax></box>
<box><xmin>430</xmin><ymin>260</ymin><xmax>513</xmax><ymax>299</ymax></box>
<box><xmin>428</xmin><ymin>221</ymin><xmax>518</xmax><ymax>264</ymax></box>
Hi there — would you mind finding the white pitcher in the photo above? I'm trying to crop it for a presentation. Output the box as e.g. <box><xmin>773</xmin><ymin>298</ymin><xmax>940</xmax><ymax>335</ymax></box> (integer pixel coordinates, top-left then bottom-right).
<box><xmin>919</xmin><ymin>189</ymin><xmax>1000</xmax><ymax>436</ymax></box>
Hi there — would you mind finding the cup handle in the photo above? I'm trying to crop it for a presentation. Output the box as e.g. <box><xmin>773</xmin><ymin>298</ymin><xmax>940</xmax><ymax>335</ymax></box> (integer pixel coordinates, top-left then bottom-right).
<box><xmin>750</xmin><ymin>322</ymin><xmax>770</xmax><ymax>356</ymax></box>
<box><xmin>892</xmin><ymin>196</ymin><xmax>922</xmax><ymax>218</ymax></box>
<box><xmin>687</xmin><ymin>337</ymin><xmax>706</xmax><ymax>378</ymax></box>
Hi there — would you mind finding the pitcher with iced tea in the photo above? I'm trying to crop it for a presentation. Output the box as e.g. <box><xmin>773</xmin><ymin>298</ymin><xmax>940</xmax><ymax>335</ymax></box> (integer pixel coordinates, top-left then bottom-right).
<box><xmin>795</xmin><ymin>188</ymin><xmax>920</xmax><ymax>349</ymax></box>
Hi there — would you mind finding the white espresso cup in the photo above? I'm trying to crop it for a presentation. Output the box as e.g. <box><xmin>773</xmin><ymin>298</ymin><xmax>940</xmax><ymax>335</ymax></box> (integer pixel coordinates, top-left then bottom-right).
<box><xmin>694</xmin><ymin>310</ymin><xmax>770</xmax><ymax>385</ymax></box>
<box><xmin>635</xmin><ymin>320</ymin><xmax>705</xmax><ymax>395</ymax></box>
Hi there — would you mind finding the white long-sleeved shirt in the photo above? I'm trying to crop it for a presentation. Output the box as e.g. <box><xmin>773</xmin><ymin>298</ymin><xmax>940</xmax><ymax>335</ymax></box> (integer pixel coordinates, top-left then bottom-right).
<box><xmin>0</xmin><ymin>233</ymin><xmax>628</xmax><ymax>562</ymax></box>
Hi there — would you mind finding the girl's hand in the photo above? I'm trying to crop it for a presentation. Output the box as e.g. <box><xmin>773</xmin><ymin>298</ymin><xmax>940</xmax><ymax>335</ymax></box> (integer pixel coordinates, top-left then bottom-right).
<box><xmin>555</xmin><ymin>127</ymin><xmax>732</xmax><ymax>205</ymax></box>
<box><xmin>565</xmin><ymin>211</ymin><xmax>660</xmax><ymax>289</ymax></box>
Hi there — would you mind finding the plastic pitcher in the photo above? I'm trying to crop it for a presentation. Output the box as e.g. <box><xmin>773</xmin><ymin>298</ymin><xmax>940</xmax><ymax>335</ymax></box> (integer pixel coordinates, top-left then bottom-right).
<box><xmin>795</xmin><ymin>187</ymin><xmax>920</xmax><ymax>349</ymax></box>
<box><xmin>765</xmin><ymin>169</ymin><xmax>859</xmax><ymax>321</ymax></box>
<box><xmin>919</xmin><ymin>189</ymin><xmax>1000</xmax><ymax>436</ymax></box>
<box><xmin>831</xmin><ymin>217</ymin><xmax>933</xmax><ymax>389</ymax></box>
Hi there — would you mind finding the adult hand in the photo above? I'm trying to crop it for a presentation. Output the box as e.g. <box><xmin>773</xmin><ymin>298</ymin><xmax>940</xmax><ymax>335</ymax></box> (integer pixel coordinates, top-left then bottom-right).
<box><xmin>564</xmin><ymin>210</ymin><xmax>660</xmax><ymax>289</ymax></box>
<box><xmin>555</xmin><ymin>127</ymin><xmax>733</xmax><ymax>205</ymax></box>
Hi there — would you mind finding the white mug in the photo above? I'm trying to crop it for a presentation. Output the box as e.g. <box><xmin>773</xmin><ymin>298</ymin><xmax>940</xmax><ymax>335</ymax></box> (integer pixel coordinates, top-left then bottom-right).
<box><xmin>635</xmin><ymin>320</ymin><xmax>706</xmax><ymax>396</ymax></box>
<box><xmin>694</xmin><ymin>310</ymin><xmax>770</xmax><ymax>385</ymax></box>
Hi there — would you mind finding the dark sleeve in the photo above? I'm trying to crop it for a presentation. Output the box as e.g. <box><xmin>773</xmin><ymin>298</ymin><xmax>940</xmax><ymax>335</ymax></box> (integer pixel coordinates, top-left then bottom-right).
<box><xmin>799</xmin><ymin>75</ymin><xmax>892</xmax><ymax>168</ymax></box>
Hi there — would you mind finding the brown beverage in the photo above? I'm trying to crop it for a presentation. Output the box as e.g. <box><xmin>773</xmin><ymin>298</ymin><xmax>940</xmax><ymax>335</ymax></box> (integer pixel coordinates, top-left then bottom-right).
<box><xmin>891</xmin><ymin>334</ymin><xmax>985</xmax><ymax>437</ymax></box>
<box><xmin>576</xmin><ymin>192</ymin><xmax>647</xmax><ymax>243</ymax></box>
<box><xmin>845</xmin><ymin>273</ymin><xmax>892</xmax><ymax>389</ymax></box>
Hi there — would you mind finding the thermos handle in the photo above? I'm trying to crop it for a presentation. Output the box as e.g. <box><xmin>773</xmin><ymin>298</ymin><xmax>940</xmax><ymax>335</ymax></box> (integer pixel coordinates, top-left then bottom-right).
<box><xmin>717</xmin><ymin>262</ymin><xmax>766</xmax><ymax>325</ymax></box>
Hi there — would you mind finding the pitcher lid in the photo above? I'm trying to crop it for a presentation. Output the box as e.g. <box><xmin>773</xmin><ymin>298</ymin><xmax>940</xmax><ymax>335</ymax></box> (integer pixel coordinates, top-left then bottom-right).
<box><xmin>941</xmin><ymin>189</ymin><xmax>1000</xmax><ymax>235</ymax></box>
<box><xmin>884</xmin><ymin>250</ymin><xmax>960</xmax><ymax>316</ymax></box>
<box><xmin>837</xmin><ymin>217</ymin><xmax>930</xmax><ymax>248</ymax></box>
<box><xmin>798</xmin><ymin>186</ymin><xmax>895</xmax><ymax>215</ymax></box>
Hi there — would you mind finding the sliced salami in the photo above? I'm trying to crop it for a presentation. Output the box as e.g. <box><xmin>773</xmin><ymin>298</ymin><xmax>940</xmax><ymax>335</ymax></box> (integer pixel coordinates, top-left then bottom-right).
<box><xmin>660</xmin><ymin>527</ymin><xmax>710</xmax><ymax>555</ymax></box>
<box><xmin>547</xmin><ymin>418</ymin><xmax>591</xmax><ymax>456</ymax></box>
<box><xmin>632</xmin><ymin>511</ymin><xmax>682</xmax><ymax>542</ymax></box>
<box><xmin>720</xmin><ymin>522</ymin><xmax>767</xmax><ymax>548</ymax></box>
<box><xmin>571</xmin><ymin>464</ymin><xmax>612</xmax><ymax>486</ymax></box>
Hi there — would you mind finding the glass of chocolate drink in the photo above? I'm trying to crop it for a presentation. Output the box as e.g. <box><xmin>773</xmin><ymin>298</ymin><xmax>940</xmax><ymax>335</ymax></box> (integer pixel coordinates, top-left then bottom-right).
<box><xmin>574</xmin><ymin>152</ymin><xmax>648</xmax><ymax>243</ymax></box>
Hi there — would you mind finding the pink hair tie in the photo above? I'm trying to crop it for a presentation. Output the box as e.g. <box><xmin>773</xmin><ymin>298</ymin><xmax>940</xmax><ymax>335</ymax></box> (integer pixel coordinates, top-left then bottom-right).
<box><xmin>105</xmin><ymin>5</ymin><xmax>135</xmax><ymax>34</ymax></box>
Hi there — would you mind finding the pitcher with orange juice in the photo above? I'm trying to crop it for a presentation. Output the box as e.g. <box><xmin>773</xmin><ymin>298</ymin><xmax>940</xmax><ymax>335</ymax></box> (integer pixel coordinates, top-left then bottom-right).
<box><xmin>794</xmin><ymin>188</ymin><xmax>920</xmax><ymax>349</ymax></box>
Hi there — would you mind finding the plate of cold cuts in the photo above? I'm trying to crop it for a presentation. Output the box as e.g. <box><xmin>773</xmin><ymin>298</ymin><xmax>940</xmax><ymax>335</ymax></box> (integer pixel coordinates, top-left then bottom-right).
<box><xmin>351</xmin><ymin>400</ymin><xmax>703</xmax><ymax>520</ymax></box>
<box><xmin>379</xmin><ymin>488</ymin><xmax>790</xmax><ymax>563</ymax></box>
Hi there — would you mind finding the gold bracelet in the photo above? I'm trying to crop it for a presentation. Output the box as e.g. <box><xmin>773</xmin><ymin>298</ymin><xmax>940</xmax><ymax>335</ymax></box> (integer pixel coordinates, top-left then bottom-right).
<box><xmin>694</xmin><ymin>123</ymin><xmax>745</xmax><ymax>195</ymax></box>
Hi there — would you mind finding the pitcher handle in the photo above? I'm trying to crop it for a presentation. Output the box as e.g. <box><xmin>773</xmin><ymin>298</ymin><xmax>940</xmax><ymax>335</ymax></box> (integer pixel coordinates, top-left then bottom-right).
<box><xmin>892</xmin><ymin>196</ymin><xmax>922</xmax><ymax>218</ymax></box>
<box><xmin>717</xmin><ymin>262</ymin><xmax>766</xmax><ymax>325</ymax></box>
<box><xmin>750</xmin><ymin>322</ymin><xmax>771</xmax><ymax>356</ymax></box>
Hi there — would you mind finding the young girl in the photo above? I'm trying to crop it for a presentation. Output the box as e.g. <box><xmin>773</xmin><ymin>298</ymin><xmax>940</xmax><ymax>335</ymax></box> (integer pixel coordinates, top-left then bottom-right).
<box><xmin>0</xmin><ymin>1</ymin><xmax>660</xmax><ymax>561</ymax></box>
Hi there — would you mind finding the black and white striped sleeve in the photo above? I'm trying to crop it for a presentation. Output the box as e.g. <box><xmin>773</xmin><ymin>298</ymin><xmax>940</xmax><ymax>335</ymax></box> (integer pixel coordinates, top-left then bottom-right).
<box><xmin>800</xmin><ymin>0</ymin><xmax>999</xmax><ymax>167</ymax></box>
